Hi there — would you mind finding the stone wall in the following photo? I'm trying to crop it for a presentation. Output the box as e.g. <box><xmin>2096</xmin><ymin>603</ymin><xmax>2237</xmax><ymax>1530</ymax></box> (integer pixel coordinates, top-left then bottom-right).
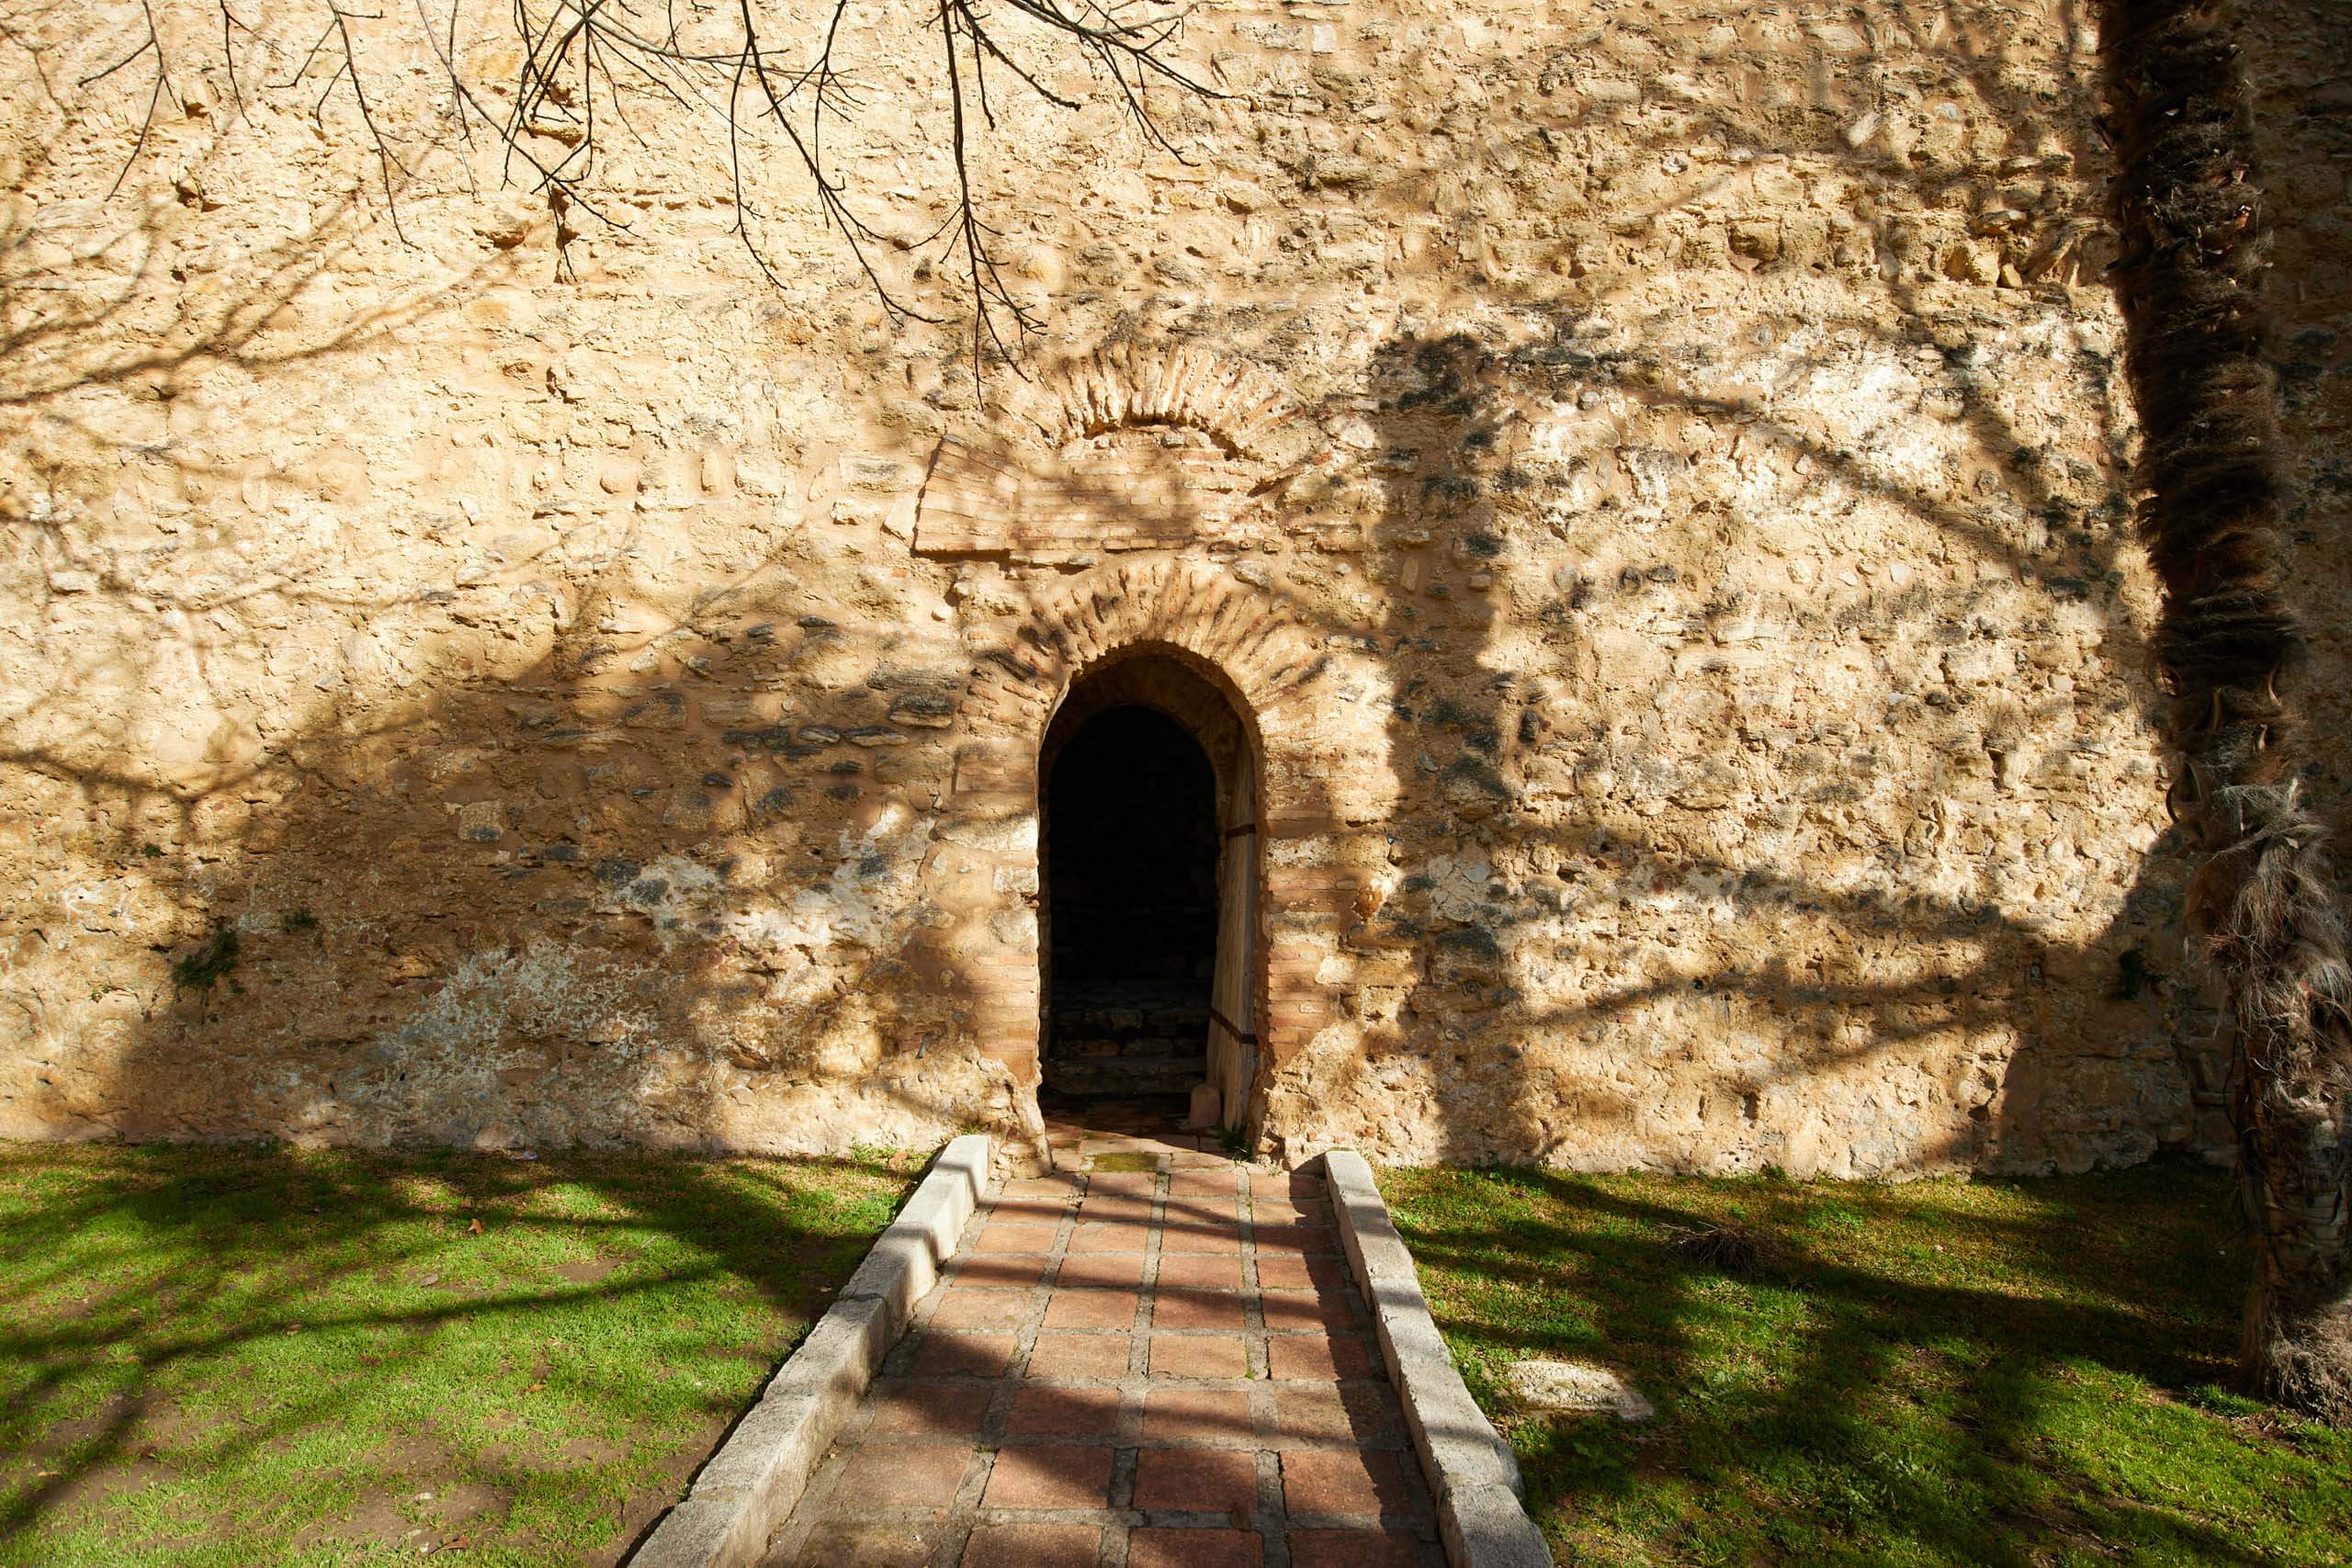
<box><xmin>0</xmin><ymin>0</ymin><xmax>2214</xmax><ymax>1173</ymax></box>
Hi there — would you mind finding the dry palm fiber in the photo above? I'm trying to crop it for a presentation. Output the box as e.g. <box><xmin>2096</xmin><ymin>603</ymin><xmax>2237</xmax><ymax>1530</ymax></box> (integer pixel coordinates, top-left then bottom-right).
<box><xmin>2105</xmin><ymin>0</ymin><xmax>2352</xmax><ymax>1423</ymax></box>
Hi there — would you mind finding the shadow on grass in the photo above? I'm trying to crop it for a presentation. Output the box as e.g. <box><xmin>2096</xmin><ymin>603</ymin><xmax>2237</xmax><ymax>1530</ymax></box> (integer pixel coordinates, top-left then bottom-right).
<box><xmin>0</xmin><ymin>1144</ymin><xmax>915</xmax><ymax>1566</ymax></box>
<box><xmin>1385</xmin><ymin>1162</ymin><xmax>2348</xmax><ymax>1567</ymax></box>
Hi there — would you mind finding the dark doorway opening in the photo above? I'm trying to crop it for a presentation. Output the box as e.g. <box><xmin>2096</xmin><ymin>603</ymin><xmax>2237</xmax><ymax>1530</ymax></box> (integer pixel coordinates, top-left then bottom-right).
<box><xmin>1041</xmin><ymin>704</ymin><xmax>1219</xmax><ymax>1115</ymax></box>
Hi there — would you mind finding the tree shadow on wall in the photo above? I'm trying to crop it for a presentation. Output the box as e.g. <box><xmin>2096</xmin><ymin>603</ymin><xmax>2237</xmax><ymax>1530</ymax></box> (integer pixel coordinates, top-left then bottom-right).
<box><xmin>0</xmin><ymin>106</ymin><xmax>1025</xmax><ymax>1148</ymax></box>
<box><xmin>7</xmin><ymin>0</ymin><xmax>2207</xmax><ymax>1178</ymax></box>
<box><xmin>17</xmin><ymin>520</ymin><xmax>1020</xmax><ymax>1152</ymax></box>
<box><xmin>1256</xmin><ymin>0</ymin><xmax>2219</xmax><ymax>1179</ymax></box>
<box><xmin>1307</xmin><ymin>310</ymin><xmax>2199</xmax><ymax>1176</ymax></box>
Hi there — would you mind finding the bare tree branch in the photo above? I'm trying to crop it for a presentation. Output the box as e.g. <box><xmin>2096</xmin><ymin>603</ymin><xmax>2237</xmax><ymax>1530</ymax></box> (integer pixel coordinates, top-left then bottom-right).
<box><xmin>56</xmin><ymin>0</ymin><xmax>1215</xmax><ymax>366</ymax></box>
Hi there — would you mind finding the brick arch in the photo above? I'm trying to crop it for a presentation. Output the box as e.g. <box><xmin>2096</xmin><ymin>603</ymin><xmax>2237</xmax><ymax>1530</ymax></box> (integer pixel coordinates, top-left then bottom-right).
<box><xmin>969</xmin><ymin>560</ymin><xmax>1328</xmax><ymax>731</ymax></box>
<box><xmin>932</xmin><ymin>558</ymin><xmax>1354</xmax><ymax>1154</ymax></box>
<box><xmin>914</xmin><ymin>346</ymin><xmax>1298</xmax><ymax>558</ymax></box>
<box><xmin>1007</xmin><ymin>344</ymin><xmax>1295</xmax><ymax>458</ymax></box>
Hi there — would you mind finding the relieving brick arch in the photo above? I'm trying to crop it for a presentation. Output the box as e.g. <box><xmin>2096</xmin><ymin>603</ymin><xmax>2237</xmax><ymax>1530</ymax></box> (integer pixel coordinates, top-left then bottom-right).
<box><xmin>913</xmin><ymin>345</ymin><xmax>1307</xmax><ymax>558</ymax></box>
<box><xmin>1014</xmin><ymin>344</ymin><xmax>1294</xmax><ymax>457</ymax></box>
<box><xmin>934</xmin><ymin>558</ymin><xmax>1385</xmax><ymax>1143</ymax></box>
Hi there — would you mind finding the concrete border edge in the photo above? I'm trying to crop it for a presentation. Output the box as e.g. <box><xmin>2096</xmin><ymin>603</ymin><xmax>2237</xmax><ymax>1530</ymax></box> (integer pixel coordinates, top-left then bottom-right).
<box><xmin>1324</xmin><ymin>1149</ymin><xmax>1553</xmax><ymax>1568</ymax></box>
<box><xmin>628</xmin><ymin>1133</ymin><xmax>994</xmax><ymax>1567</ymax></box>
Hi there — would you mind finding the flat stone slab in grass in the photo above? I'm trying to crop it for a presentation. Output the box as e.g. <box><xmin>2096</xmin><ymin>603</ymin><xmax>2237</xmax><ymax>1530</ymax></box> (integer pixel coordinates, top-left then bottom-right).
<box><xmin>1504</xmin><ymin>1359</ymin><xmax>1654</xmax><ymax>1422</ymax></box>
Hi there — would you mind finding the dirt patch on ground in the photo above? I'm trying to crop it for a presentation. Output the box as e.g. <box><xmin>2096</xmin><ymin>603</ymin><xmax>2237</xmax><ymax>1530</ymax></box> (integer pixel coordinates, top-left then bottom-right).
<box><xmin>40</xmin><ymin>1459</ymin><xmax>173</xmax><ymax>1517</ymax></box>
<box><xmin>368</xmin><ymin>1435</ymin><xmax>458</xmax><ymax>1473</ymax></box>
<box><xmin>289</xmin><ymin>1469</ymin><xmax>504</xmax><ymax>1556</ymax></box>
<box><xmin>594</xmin><ymin>1414</ymin><xmax>735</xmax><ymax>1567</ymax></box>
<box><xmin>10</xmin><ymin>1392</ymin><xmax>213</xmax><ymax>1472</ymax></box>
<box><xmin>556</xmin><ymin>1435</ymin><xmax>629</xmax><ymax>1467</ymax></box>
<box><xmin>290</xmin><ymin>1493</ymin><xmax>418</xmax><ymax>1555</ymax></box>
<box><xmin>430</xmin><ymin>1480</ymin><xmax>506</xmax><ymax>1533</ymax></box>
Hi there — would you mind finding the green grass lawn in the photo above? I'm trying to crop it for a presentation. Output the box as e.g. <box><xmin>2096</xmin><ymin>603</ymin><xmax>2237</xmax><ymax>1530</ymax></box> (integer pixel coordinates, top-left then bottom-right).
<box><xmin>0</xmin><ymin>1144</ymin><xmax>912</xmax><ymax>1566</ymax></box>
<box><xmin>1382</xmin><ymin>1161</ymin><xmax>2352</xmax><ymax>1567</ymax></box>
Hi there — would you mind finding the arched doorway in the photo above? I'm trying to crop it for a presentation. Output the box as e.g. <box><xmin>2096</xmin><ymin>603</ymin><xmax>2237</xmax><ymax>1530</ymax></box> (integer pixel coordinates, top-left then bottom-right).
<box><xmin>1038</xmin><ymin>651</ymin><xmax>1260</xmax><ymax>1136</ymax></box>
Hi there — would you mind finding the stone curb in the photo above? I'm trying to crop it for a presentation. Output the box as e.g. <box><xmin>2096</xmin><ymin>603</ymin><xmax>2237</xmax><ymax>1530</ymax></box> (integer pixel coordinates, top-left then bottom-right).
<box><xmin>1324</xmin><ymin>1150</ymin><xmax>1553</xmax><ymax>1568</ymax></box>
<box><xmin>628</xmin><ymin>1134</ymin><xmax>993</xmax><ymax>1568</ymax></box>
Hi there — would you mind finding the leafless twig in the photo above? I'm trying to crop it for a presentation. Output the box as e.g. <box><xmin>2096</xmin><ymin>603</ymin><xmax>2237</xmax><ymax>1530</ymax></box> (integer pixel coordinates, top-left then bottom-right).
<box><xmin>61</xmin><ymin>0</ymin><xmax>1216</xmax><ymax>368</ymax></box>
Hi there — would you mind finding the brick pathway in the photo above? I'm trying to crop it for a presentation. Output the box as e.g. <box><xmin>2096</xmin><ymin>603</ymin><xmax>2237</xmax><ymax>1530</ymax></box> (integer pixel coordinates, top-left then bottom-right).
<box><xmin>764</xmin><ymin>1149</ymin><xmax>1442</xmax><ymax>1566</ymax></box>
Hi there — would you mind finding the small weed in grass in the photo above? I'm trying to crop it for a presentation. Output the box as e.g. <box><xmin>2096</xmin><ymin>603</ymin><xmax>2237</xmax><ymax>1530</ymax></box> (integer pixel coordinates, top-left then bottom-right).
<box><xmin>1663</xmin><ymin>1220</ymin><xmax>1764</xmax><ymax>1275</ymax></box>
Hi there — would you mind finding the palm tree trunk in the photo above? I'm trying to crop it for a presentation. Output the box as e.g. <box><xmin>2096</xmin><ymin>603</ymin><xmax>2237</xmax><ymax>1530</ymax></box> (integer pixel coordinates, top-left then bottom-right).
<box><xmin>2105</xmin><ymin>0</ymin><xmax>2352</xmax><ymax>1424</ymax></box>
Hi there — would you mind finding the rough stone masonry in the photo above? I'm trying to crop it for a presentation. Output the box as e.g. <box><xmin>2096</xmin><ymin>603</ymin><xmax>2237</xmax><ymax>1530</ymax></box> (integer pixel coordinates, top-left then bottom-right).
<box><xmin>2</xmin><ymin>0</ymin><xmax>2294</xmax><ymax>1175</ymax></box>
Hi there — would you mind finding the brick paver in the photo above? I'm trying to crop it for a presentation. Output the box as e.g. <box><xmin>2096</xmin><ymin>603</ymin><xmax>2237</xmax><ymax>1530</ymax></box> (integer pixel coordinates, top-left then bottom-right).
<box><xmin>764</xmin><ymin>1147</ymin><xmax>1442</xmax><ymax>1565</ymax></box>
